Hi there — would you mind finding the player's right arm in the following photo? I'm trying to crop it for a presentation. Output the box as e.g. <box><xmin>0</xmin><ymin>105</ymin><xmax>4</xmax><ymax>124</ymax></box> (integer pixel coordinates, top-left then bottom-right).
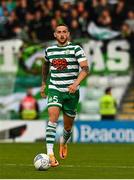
<box><xmin>41</xmin><ymin>61</ymin><xmax>49</xmax><ymax>98</ymax></box>
<box><xmin>41</xmin><ymin>49</ymin><xmax>50</xmax><ymax>98</ymax></box>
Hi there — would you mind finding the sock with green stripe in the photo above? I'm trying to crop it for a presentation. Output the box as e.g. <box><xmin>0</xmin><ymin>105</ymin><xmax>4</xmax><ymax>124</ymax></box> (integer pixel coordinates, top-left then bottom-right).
<box><xmin>61</xmin><ymin>129</ymin><xmax>72</xmax><ymax>144</ymax></box>
<box><xmin>46</xmin><ymin>121</ymin><xmax>57</xmax><ymax>155</ymax></box>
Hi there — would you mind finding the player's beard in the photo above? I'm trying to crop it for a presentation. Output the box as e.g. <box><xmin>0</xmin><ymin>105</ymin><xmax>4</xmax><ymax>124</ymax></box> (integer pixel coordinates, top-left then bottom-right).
<box><xmin>56</xmin><ymin>36</ymin><xmax>68</xmax><ymax>46</ymax></box>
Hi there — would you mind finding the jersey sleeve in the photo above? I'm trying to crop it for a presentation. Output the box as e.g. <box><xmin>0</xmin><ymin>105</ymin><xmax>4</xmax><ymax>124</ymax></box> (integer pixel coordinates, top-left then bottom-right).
<box><xmin>75</xmin><ymin>45</ymin><xmax>87</xmax><ymax>63</ymax></box>
<box><xmin>44</xmin><ymin>49</ymin><xmax>49</xmax><ymax>62</ymax></box>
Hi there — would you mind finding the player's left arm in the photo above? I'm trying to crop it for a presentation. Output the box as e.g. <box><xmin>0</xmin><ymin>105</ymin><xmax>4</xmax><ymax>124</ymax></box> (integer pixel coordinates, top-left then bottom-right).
<box><xmin>74</xmin><ymin>60</ymin><xmax>89</xmax><ymax>86</ymax></box>
<box><xmin>68</xmin><ymin>60</ymin><xmax>89</xmax><ymax>93</ymax></box>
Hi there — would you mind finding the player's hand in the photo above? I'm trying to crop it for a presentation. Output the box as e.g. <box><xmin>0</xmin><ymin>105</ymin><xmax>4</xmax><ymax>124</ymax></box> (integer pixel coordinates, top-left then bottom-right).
<box><xmin>68</xmin><ymin>82</ymin><xmax>78</xmax><ymax>93</ymax></box>
<box><xmin>40</xmin><ymin>84</ymin><xmax>47</xmax><ymax>98</ymax></box>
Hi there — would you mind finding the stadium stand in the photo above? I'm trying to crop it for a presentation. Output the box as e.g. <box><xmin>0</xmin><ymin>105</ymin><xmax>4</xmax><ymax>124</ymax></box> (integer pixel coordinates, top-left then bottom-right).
<box><xmin>117</xmin><ymin>74</ymin><xmax>134</xmax><ymax>120</ymax></box>
<box><xmin>0</xmin><ymin>0</ymin><xmax>133</xmax><ymax>42</ymax></box>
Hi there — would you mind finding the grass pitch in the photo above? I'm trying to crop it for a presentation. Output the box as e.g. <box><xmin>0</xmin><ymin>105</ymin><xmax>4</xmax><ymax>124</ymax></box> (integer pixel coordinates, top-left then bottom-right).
<box><xmin>0</xmin><ymin>143</ymin><xmax>134</xmax><ymax>179</ymax></box>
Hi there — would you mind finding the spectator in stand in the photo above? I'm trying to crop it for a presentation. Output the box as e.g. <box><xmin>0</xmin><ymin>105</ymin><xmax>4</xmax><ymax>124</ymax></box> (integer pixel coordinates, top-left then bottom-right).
<box><xmin>54</xmin><ymin>9</ymin><xmax>64</xmax><ymax>25</ymax></box>
<box><xmin>40</xmin><ymin>0</ymin><xmax>55</xmax><ymax>22</ymax></box>
<box><xmin>6</xmin><ymin>0</ymin><xmax>16</xmax><ymax>14</ymax></box>
<box><xmin>113</xmin><ymin>0</ymin><xmax>127</xmax><ymax>30</ymax></box>
<box><xmin>76</xmin><ymin>1</ymin><xmax>85</xmax><ymax>15</ymax></box>
<box><xmin>90</xmin><ymin>0</ymin><xmax>99</xmax><ymax>21</ymax></box>
<box><xmin>34</xmin><ymin>1</ymin><xmax>44</xmax><ymax>12</ymax></box>
<box><xmin>15</xmin><ymin>0</ymin><xmax>29</xmax><ymax>27</ymax></box>
<box><xmin>13</xmin><ymin>25</ymin><xmax>30</xmax><ymax>42</ymax></box>
<box><xmin>120</xmin><ymin>22</ymin><xmax>134</xmax><ymax>58</ymax></box>
<box><xmin>70</xmin><ymin>19</ymin><xmax>82</xmax><ymax>39</ymax></box>
<box><xmin>60</xmin><ymin>1</ymin><xmax>72</xmax><ymax>27</ymax></box>
<box><xmin>97</xmin><ymin>9</ymin><xmax>112</xmax><ymax>28</ymax></box>
<box><xmin>99</xmin><ymin>0</ymin><xmax>110</xmax><ymax>11</ymax></box>
<box><xmin>19</xmin><ymin>88</ymin><xmax>39</xmax><ymax>120</ymax></box>
<box><xmin>41</xmin><ymin>0</ymin><xmax>56</xmax><ymax>39</ymax></box>
<box><xmin>24</xmin><ymin>12</ymin><xmax>34</xmax><ymax>40</ymax></box>
<box><xmin>0</xmin><ymin>9</ymin><xmax>9</xmax><ymax>39</ymax></box>
<box><xmin>77</xmin><ymin>7</ymin><xmax>90</xmax><ymax>37</ymax></box>
<box><xmin>4</xmin><ymin>10</ymin><xmax>19</xmax><ymax>39</ymax></box>
<box><xmin>0</xmin><ymin>0</ymin><xmax>16</xmax><ymax>16</ymax></box>
<box><xmin>125</xmin><ymin>10</ymin><xmax>134</xmax><ymax>33</ymax></box>
<box><xmin>46</xmin><ymin>18</ymin><xmax>58</xmax><ymax>40</ymax></box>
<box><xmin>0</xmin><ymin>0</ymin><xmax>16</xmax><ymax>39</ymax></box>
<box><xmin>99</xmin><ymin>87</ymin><xmax>117</xmax><ymax>120</ymax></box>
<box><xmin>45</xmin><ymin>0</ymin><xmax>55</xmax><ymax>17</ymax></box>
<box><xmin>120</xmin><ymin>22</ymin><xmax>133</xmax><ymax>40</ymax></box>
<box><xmin>71</xmin><ymin>8</ymin><xmax>79</xmax><ymax>20</ymax></box>
<box><xmin>31</xmin><ymin>10</ymin><xmax>46</xmax><ymax>42</ymax></box>
<box><xmin>93</xmin><ymin>0</ymin><xmax>110</xmax><ymax>22</ymax></box>
<box><xmin>69</xmin><ymin>8</ymin><xmax>79</xmax><ymax>27</ymax></box>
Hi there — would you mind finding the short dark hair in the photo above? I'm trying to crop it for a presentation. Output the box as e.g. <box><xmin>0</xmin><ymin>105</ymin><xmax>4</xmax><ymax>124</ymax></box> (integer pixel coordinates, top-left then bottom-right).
<box><xmin>105</xmin><ymin>87</ymin><xmax>111</xmax><ymax>94</ymax></box>
<box><xmin>56</xmin><ymin>23</ymin><xmax>69</xmax><ymax>30</ymax></box>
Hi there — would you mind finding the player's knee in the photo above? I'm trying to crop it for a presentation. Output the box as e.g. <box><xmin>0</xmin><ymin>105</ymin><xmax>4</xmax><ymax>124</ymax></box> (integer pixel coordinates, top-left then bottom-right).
<box><xmin>48</xmin><ymin>107</ymin><xmax>60</xmax><ymax>122</ymax></box>
<box><xmin>49</xmin><ymin>114</ymin><xmax>59</xmax><ymax>122</ymax></box>
<box><xmin>64</xmin><ymin>124</ymin><xmax>72</xmax><ymax>131</ymax></box>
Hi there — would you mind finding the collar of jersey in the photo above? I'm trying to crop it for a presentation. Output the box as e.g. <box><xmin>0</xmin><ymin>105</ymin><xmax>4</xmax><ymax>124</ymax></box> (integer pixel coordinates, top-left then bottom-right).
<box><xmin>57</xmin><ymin>41</ymin><xmax>71</xmax><ymax>47</ymax></box>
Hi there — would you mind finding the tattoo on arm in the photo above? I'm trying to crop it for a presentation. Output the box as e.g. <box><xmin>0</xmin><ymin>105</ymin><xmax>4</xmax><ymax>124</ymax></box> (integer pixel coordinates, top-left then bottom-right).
<box><xmin>81</xmin><ymin>66</ymin><xmax>89</xmax><ymax>74</ymax></box>
<box><xmin>42</xmin><ymin>62</ymin><xmax>49</xmax><ymax>84</ymax></box>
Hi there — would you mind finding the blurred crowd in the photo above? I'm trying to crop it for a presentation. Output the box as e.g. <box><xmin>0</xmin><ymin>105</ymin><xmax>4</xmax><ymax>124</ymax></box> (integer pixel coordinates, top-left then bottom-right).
<box><xmin>0</xmin><ymin>0</ymin><xmax>134</xmax><ymax>42</ymax></box>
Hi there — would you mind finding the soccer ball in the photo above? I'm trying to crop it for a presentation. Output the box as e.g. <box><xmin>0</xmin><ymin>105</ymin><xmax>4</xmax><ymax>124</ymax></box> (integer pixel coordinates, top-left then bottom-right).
<box><xmin>34</xmin><ymin>153</ymin><xmax>50</xmax><ymax>170</ymax></box>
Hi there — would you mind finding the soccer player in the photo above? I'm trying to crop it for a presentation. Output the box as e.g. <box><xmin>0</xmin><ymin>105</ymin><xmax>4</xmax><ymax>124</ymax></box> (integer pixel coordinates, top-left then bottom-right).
<box><xmin>40</xmin><ymin>24</ymin><xmax>89</xmax><ymax>167</ymax></box>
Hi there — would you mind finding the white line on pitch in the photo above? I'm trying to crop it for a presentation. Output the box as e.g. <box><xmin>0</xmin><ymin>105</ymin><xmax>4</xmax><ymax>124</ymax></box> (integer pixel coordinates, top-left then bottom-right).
<box><xmin>1</xmin><ymin>163</ymin><xmax>134</xmax><ymax>169</ymax></box>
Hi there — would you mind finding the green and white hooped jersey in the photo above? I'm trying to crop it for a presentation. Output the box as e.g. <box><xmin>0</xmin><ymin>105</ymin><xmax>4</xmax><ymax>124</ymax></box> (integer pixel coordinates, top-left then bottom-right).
<box><xmin>44</xmin><ymin>42</ymin><xmax>87</xmax><ymax>92</ymax></box>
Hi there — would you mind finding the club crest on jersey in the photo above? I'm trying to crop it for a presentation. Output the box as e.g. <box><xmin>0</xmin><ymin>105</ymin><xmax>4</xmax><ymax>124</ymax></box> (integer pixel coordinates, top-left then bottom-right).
<box><xmin>52</xmin><ymin>59</ymin><xmax>68</xmax><ymax>70</ymax></box>
<box><xmin>65</xmin><ymin>49</ymin><xmax>70</xmax><ymax>55</ymax></box>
